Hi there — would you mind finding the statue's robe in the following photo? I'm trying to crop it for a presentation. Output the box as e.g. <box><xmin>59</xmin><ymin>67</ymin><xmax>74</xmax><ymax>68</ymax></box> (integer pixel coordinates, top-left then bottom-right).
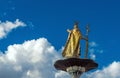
<box><xmin>62</xmin><ymin>28</ymin><xmax>82</xmax><ymax>58</ymax></box>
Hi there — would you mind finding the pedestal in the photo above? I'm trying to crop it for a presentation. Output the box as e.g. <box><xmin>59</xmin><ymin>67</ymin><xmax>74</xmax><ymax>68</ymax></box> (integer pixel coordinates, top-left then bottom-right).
<box><xmin>54</xmin><ymin>58</ymin><xmax>98</xmax><ymax>78</ymax></box>
<box><xmin>66</xmin><ymin>66</ymin><xmax>85</xmax><ymax>78</ymax></box>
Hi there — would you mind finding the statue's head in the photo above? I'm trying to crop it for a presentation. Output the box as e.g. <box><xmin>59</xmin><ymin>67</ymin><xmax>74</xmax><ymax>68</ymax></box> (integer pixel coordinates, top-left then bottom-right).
<box><xmin>74</xmin><ymin>22</ymin><xmax>78</xmax><ymax>29</ymax></box>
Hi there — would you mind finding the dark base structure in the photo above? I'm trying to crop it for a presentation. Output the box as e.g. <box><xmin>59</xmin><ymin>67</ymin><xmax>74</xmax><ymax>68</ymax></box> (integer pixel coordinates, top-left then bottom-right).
<box><xmin>54</xmin><ymin>58</ymin><xmax>98</xmax><ymax>78</ymax></box>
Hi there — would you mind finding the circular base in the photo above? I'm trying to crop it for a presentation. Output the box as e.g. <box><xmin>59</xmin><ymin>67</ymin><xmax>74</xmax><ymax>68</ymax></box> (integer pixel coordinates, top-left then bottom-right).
<box><xmin>54</xmin><ymin>58</ymin><xmax>98</xmax><ymax>72</ymax></box>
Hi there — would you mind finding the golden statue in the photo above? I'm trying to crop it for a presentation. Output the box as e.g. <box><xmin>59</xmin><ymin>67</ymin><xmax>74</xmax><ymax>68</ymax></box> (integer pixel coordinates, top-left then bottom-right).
<box><xmin>62</xmin><ymin>23</ymin><xmax>82</xmax><ymax>58</ymax></box>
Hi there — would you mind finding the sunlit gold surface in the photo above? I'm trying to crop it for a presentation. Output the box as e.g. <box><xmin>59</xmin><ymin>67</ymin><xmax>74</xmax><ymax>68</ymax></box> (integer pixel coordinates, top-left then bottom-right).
<box><xmin>62</xmin><ymin>23</ymin><xmax>82</xmax><ymax>58</ymax></box>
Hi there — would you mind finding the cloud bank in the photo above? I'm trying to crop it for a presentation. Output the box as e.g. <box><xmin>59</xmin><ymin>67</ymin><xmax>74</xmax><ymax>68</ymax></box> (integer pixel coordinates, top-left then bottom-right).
<box><xmin>85</xmin><ymin>61</ymin><xmax>120</xmax><ymax>78</ymax></box>
<box><xmin>0</xmin><ymin>19</ymin><xmax>26</xmax><ymax>39</ymax></box>
<box><xmin>0</xmin><ymin>38</ymin><xmax>119</xmax><ymax>78</ymax></box>
<box><xmin>0</xmin><ymin>38</ymin><xmax>61</xmax><ymax>78</ymax></box>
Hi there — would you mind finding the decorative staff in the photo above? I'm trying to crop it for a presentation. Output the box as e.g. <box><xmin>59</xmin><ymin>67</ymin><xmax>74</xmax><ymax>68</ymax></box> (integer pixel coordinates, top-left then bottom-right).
<box><xmin>84</xmin><ymin>24</ymin><xmax>90</xmax><ymax>58</ymax></box>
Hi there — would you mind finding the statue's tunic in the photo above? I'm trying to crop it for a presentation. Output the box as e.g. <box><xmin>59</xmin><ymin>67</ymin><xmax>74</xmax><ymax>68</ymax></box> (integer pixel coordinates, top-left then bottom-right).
<box><xmin>62</xmin><ymin>25</ymin><xmax>82</xmax><ymax>58</ymax></box>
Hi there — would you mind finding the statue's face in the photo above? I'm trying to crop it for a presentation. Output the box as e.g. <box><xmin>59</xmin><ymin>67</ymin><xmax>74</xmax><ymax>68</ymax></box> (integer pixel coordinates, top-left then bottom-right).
<box><xmin>74</xmin><ymin>25</ymin><xmax>78</xmax><ymax>29</ymax></box>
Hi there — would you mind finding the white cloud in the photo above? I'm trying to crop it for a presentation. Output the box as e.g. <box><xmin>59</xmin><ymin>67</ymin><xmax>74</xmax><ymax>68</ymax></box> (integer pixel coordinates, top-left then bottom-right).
<box><xmin>90</xmin><ymin>53</ymin><xmax>96</xmax><ymax>60</ymax></box>
<box><xmin>55</xmin><ymin>71</ymin><xmax>70</xmax><ymax>78</ymax></box>
<box><xmin>0</xmin><ymin>19</ymin><xmax>26</xmax><ymax>39</ymax></box>
<box><xmin>0</xmin><ymin>38</ymin><xmax>119</xmax><ymax>78</ymax></box>
<box><xmin>89</xmin><ymin>41</ymin><xmax>97</xmax><ymax>47</ymax></box>
<box><xmin>0</xmin><ymin>38</ymin><xmax>61</xmax><ymax>78</ymax></box>
<box><xmin>85</xmin><ymin>61</ymin><xmax>120</xmax><ymax>78</ymax></box>
<box><xmin>89</xmin><ymin>41</ymin><xmax>103</xmax><ymax>60</ymax></box>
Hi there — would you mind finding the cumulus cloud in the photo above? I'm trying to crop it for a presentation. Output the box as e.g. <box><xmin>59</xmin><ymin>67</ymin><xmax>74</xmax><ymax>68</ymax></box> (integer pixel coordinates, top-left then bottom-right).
<box><xmin>55</xmin><ymin>71</ymin><xmax>70</xmax><ymax>78</ymax></box>
<box><xmin>0</xmin><ymin>38</ymin><xmax>119</xmax><ymax>78</ymax></box>
<box><xmin>85</xmin><ymin>61</ymin><xmax>120</xmax><ymax>78</ymax></box>
<box><xmin>0</xmin><ymin>38</ymin><xmax>61</xmax><ymax>78</ymax></box>
<box><xmin>0</xmin><ymin>19</ymin><xmax>26</xmax><ymax>39</ymax></box>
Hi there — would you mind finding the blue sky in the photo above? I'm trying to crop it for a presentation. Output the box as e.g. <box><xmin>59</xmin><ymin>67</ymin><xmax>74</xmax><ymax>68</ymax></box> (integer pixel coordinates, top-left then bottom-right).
<box><xmin>0</xmin><ymin>0</ymin><xmax>120</xmax><ymax>78</ymax></box>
